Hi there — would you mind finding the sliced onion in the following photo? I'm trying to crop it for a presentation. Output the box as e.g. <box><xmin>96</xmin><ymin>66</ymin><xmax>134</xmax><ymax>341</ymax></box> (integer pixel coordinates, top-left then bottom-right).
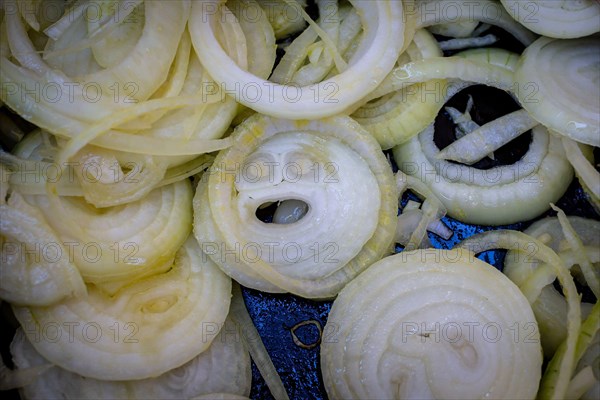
<box><xmin>458</xmin><ymin>230</ymin><xmax>582</xmax><ymax>400</ymax></box>
<box><xmin>501</xmin><ymin>0</ymin><xmax>600</xmax><ymax>39</ymax></box>
<box><xmin>189</xmin><ymin>0</ymin><xmax>405</xmax><ymax>119</ymax></box>
<box><xmin>12</xmin><ymin>235</ymin><xmax>232</xmax><ymax>380</ymax></box>
<box><xmin>396</xmin><ymin>171</ymin><xmax>448</xmax><ymax>250</ymax></box>
<box><xmin>0</xmin><ymin>184</ymin><xmax>86</xmax><ymax>306</ymax></box>
<box><xmin>359</xmin><ymin>56</ymin><xmax>516</xmax><ymax>105</ymax></box>
<box><xmin>10</xmin><ymin>314</ymin><xmax>251</xmax><ymax>398</ymax></box>
<box><xmin>25</xmin><ymin>179</ymin><xmax>192</xmax><ymax>285</ymax></box>
<box><xmin>351</xmin><ymin>29</ymin><xmax>446</xmax><ymax>149</ymax></box>
<box><xmin>503</xmin><ymin>216</ymin><xmax>599</xmax><ymax>357</ymax></box>
<box><xmin>256</xmin><ymin>0</ymin><xmax>307</xmax><ymax>39</ymax></box>
<box><xmin>321</xmin><ymin>249</ymin><xmax>542</xmax><ymax>399</ymax></box>
<box><xmin>437</xmin><ymin>109</ymin><xmax>539</xmax><ymax>164</ymax></box>
<box><xmin>194</xmin><ymin>114</ymin><xmax>397</xmax><ymax>298</ymax></box>
<box><xmin>561</xmin><ymin>136</ymin><xmax>600</xmax><ymax>210</ymax></box>
<box><xmin>393</xmin><ymin>123</ymin><xmax>573</xmax><ymax>225</ymax></box>
<box><xmin>417</xmin><ymin>0</ymin><xmax>536</xmax><ymax>45</ymax></box>
<box><xmin>514</xmin><ymin>36</ymin><xmax>600</xmax><ymax>147</ymax></box>
<box><xmin>228</xmin><ymin>0</ymin><xmax>276</xmax><ymax>80</ymax></box>
<box><xmin>230</xmin><ymin>284</ymin><xmax>290</xmax><ymax>400</ymax></box>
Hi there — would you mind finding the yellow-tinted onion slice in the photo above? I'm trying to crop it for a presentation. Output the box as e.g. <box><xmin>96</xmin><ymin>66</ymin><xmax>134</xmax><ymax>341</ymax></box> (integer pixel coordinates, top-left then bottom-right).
<box><xmin>11</xmin><ymin>236</ymin><xmax>232</xmax><ymax>380</ymax></box>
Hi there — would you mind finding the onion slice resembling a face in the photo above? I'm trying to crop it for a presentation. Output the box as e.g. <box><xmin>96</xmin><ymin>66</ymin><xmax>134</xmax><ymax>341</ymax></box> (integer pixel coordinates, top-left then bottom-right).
<box><xmin>193</xmin><ymin>114</ymin><xmax>398</xmax><ymax>299</ymax></box>
<box><xmin>321</xmin><ymin>249</ymin><xmax>543</xmax><ymax>400</ymax></box>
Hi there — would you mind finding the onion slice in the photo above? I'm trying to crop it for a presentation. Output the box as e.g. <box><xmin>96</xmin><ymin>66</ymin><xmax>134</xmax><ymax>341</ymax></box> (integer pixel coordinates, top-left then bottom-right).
<box><xmin>437</xmin><ymin>109</ymin><xmax>539</xmax><ymax>164</ymax></box>
<box><xmin>514</xmin><ymin>36</ymin><xmax>600</xmax><ymax>147</ymax></box>
<box><xmin>194</xmin><ymin>114</ymin><xmax>397</xmax><ymax>298</ymax></box>
<box><xmin>503</xmin><ymin>216</ymin><xmax>599</xmax><ymax>358</ymax></box>
<box><xmin>321</xmin><ymin>249</ymin><xmax>542</xmax><ymax>399</ymax></box>
<box><xmin>393</xmin><ymin>123</ymin><xmax>573</xmax><ymax>225</ymax></box>
<box><xmin>501</xmin><ymin>0</ymin><xmax>600</xmax><ymax>39</ymax></box>
<box><xmin>189</xmin><ymin>0</ymin><xmax>404</xmax><ymax>119</ymax></box>
<box><xmin>0</xmin><ymin>183</ymin><xmax>86</xmax><ymax>306</ymax></box>
<box><xmin>10</xmin><ymin>315</ymin><xmax>251</xmax><ymax>399</ymax></box>
<box><xmin>11</xmin><ymin>235</ymin><xmax>232</xmax><ymax>381</ymax></box>
<box><xmin>458</xmin><ymin>230</ymin><xmax>582</xmax><ymax>400</ymax></box>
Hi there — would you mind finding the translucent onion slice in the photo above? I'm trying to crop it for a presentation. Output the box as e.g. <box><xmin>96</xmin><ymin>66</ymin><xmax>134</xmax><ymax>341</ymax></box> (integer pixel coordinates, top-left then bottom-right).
<box><xmin>504</xmin><ymin>216</ymin><xmax>600</xmax><ymax>357</ymax></box>
<box><xmin>437</xmin><ymin>109</ymin><xmax>539</xmax><ymax>164</ymax></box>
<box><xmin>230</xmin><ymin>284</ymin><xmax>290</xmax><ymax>400</ymax></box>
<box><xmin>0</xmin><ymin>183</ymin><xmax>85</xmax><ymax>306</ymax></box>
<box><xmin>427</xmin><ymin>20</ymin><xmax>478</xmax><ymax>38</ymax></box>
<box><xmin>575</xmin><ymin>328</ymin><xmax>599</xmax><ymax>400</ymax></box>
<box><xmin>561</xmin><ymin>136</ymin><xmax>600</xmax><ymax>211</ymax></box>
<box><xmin>514</xmin><ymin>36</ymin><xmax>600</xmax><ymax>147</ymax></box>
<box><xmin>228</xmin><ymin>0</ymin><xmax>276</xmax><ymax>80</ymax></box>
<box><xmin>189</xmin><ymin>0</ymin><xmax>404</xmax><ymax>119</ymax></box>
<box><xmin>396</xmin><ymin>171</ymin><xmax>449</xmax><ymax>250</ymax></box>
<box><xmin>256</xmin><ymin>0</ymin><xmax>307</xmax><ymax>39</ymax></box>
<box><xmin>2</xmin><ymin>0</ymin><xmax>190</xmax><ymax>119</ymax></box>
<box><xmin>321</xmin><ymin>249</ymin><xmax>542</xmax><ymax>400</ymax></box>
<box><xmin>11</xmin><ymin>236</ymin><xmax>232</xmax><ymax>381</ymax></box>
<box><xmin>194</xmin><ymin>114</ymin><xmax>398</xmax><ymax>298</ymax></box>
<box><xmin>4</xmin><ymin>131</ymin><xmax>214</xmax><ymax>200</ymax></box>
<box><xmin>416</xmin><ymin>0</ymin><xmax>536</xmax><ymax>45</ymax></box>
<box><xmin>10</xmin><ymin>315</ymin><xmax>251</xmax><ymax>399</ymax></box>
<box><xmin>501</xmin><ymin>0</ymin><xmax>600</xmax><ymax>39</ymax></box>
<box><xmin>352</xmin><ymin>29</ymin><xmax>447</xmax><ymax>149</ymax></box>
<box><xmin>393</xmin><ymin>123</ymin><xmax>573</xmax><ymax>225</ymax></box>
<box><xmin>539</xmin><ymin>292</ymin><xmax>599</xmax><ymax>400</ymax></box>
<box><xmin>286</xmin><ymin>0</ymin><xmax>347</xmax><ymax>87</ymax></box>
<box><xmin>358</xmin><ymin>56</ymin><xmax>516</xmax><ymax>107</ymax></box>
<box><xmin>0</xmin><ymin>61</ymin><xmax>234</xmax><ymax>155</ymax></box>
<box><xmin>88</xmin><ymin>1</ymin><xmax>145</xmax><ymax>69</ymax></box>
<box><xmin>25</xmin><ymin>179</ymin><xmax>192</xmax><ymax>285</ymax></box>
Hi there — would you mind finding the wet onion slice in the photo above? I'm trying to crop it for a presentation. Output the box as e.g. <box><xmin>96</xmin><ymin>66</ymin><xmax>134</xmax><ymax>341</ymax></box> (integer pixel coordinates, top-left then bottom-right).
<box><xmin>10</xmin><ymin>315</ymin><xmax>251</xmax><ymax>399</ymax></box>
<box><xmin>193</xmin><ymin>114</ymin><xmax>397</xmax><ymax>299</ymax></box>
<box><xmin>11</xmin><ymin>236</ymin><xmax>232</xmax><ymax>381</ymax></box>
<box><xmin>321</xmin><ymin>249</ymin><xmax>542</xmax><ymax>399</ymax></box>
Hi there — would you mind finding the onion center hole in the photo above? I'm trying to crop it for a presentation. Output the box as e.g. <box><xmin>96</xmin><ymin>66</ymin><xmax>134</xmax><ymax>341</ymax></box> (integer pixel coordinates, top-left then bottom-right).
<box><xmin>434</xmin><ymin>84</ymin><xmax>532</xmax><ymax>170</ymax></box>
<box><xmin>255</xmin><ymin>199</ymin><xmax>309</xmax><ymax>224</ymax></box>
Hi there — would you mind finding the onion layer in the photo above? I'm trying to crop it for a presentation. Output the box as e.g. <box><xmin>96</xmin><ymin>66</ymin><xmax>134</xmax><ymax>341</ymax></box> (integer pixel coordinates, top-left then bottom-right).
<box><xmin>25</xmin><ymin>179</ymin><xmax>192</xmax><ymax>285</ymax></box>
